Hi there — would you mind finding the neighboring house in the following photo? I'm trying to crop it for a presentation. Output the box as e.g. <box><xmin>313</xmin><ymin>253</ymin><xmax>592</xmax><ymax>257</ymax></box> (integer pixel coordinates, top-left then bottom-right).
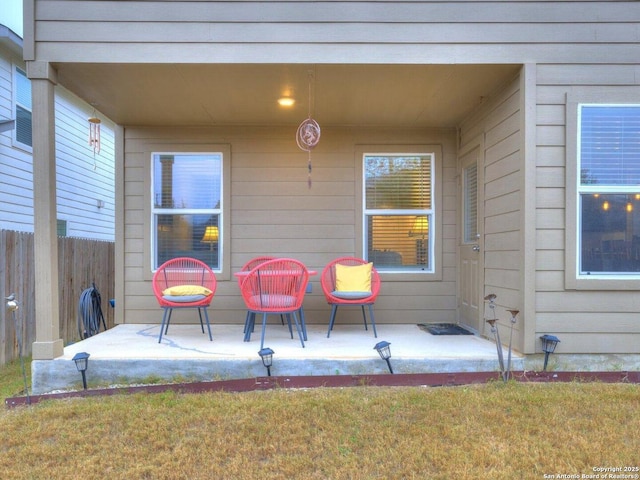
<box><xmin>22</xmin><ymin>0</ymin><xmax>640</xmax><ymax>361</ymax></box>
<box><xmin>0</xmin><ymin>23</ymin><xmax>115</xmax><ymax>240</ymax></box>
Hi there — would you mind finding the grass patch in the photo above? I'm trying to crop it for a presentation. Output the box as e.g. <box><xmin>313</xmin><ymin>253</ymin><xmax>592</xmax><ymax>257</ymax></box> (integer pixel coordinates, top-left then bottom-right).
<box><xmin>1</xmin><ymin>365</ymin><xmax>639</xmax><ymax>479</ymax></box>
<box><xmin>0</xmin><ymin>357</ymin><xmax>31</xmax><ymax>400</ymax></box>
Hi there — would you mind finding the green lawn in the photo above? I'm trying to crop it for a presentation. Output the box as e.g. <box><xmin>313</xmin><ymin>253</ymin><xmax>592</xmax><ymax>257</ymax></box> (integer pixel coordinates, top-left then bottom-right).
<box><xmin>1</xmin><ymin>360</ymin><xmax>639</xmax><ymax>479</ymax></box>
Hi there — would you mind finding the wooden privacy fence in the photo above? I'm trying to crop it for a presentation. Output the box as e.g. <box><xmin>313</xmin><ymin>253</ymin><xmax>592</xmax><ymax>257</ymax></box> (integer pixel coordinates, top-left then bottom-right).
<box><xmin>0</xmin><ymin>230</ymin><xmax>115</xmax><ymax>366</ymax></box>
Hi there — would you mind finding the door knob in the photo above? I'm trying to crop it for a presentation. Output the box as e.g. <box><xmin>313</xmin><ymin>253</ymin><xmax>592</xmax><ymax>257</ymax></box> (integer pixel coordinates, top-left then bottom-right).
<box><xmin>472</xmin><ymin>245</ymin><xmax>480</xmax><ymax>252</ymax></box>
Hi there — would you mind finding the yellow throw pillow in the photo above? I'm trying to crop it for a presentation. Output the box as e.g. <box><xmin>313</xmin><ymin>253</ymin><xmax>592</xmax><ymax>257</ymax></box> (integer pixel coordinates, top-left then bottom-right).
<box><xmin>335</xmin><ymin>263</ymin><xmax>372</xmax><ymax>292</ymax></box>
<box><xmin>162</xmin><ymin>285</ymin><xmax>212</xmax><ymax>296</ymax></box>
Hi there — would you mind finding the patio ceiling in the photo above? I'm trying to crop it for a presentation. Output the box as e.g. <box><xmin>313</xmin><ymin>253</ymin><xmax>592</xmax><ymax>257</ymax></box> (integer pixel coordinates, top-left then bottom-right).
<box><xmin>53</xmin><ymin>63</ymin><xmax>521</xmax><ymax>128</ymax></box>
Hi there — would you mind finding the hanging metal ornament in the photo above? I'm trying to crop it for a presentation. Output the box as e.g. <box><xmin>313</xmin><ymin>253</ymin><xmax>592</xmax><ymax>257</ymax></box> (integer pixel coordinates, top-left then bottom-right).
<box><xmin>296</xmin><ymin>118</ymin><xmax>321</xmax><ymax>151</ymax></box>
<box><xmin>88</xmin><ymin>110</ymin><xmax>101</xmax><ymax>169</ymax></box>
<box><xmin>296</xmin><ymin>70</ymin><xmax>320</xmax><ymax>188</ymax></box>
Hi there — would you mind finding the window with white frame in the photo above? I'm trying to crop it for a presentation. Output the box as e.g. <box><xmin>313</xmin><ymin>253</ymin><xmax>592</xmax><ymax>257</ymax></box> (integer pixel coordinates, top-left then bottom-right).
<box><xmin>364</xmin><ymin>153</ymin><xmax>434</xmax><ymax>272</ymax></box>
<box><xmin>152</xmin><ymin>153</ymin><xmax>223</xmax><ymax>271</ymax></box>
<box><xmin>14</xmin><ymin>66</ymin><xmax>32</xmax><ymax>149</ymax></box>
<box><xmin>577</xmin><ymin>104</ymin><xmax>640</xmax><ymax>275</ymax></box>
<box><xmin>57</xmin><ymin>219</ymin><xmax>67</xmax><ymax>237</ymax></box>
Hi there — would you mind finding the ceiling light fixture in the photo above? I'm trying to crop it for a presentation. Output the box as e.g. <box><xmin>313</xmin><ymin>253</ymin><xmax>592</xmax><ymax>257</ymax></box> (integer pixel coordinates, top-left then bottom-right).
<box><xmin>278</xmin><ymin>97</ymin><xmax>295</xmax><ymax>107</ymax></box>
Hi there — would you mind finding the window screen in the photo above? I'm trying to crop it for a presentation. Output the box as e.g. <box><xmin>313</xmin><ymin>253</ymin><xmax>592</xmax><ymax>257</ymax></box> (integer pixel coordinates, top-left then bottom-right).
<box><xmin>152</xmin><ymin>153</ymin><xmax>223</xmax><ymax>270</ymax></box>
<box><xmin>578</xmin><ymin>105</ymin><xmax>640</xmax><ymax>275</ymax></box>
<box><xmin>364</xmin><ymin>154</ymin><xmax>434</xmax><ymax>271</ymax></box>
<box><xmin>15</xmin><ymin>67</ymin><xmax>32</xmax><ymax>148</ymax></box>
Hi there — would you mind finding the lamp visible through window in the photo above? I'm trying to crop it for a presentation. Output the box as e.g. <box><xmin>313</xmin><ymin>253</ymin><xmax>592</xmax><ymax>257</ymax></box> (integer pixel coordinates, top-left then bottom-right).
<box><xmin>201</xmin><ymin>226</ymin><xmax>219</xmax><ymax>251</ymax></box>
<box><xmin>409</xmin><ymin>216</ymin><xmax>428</xmax><ymax>265</ymax></box>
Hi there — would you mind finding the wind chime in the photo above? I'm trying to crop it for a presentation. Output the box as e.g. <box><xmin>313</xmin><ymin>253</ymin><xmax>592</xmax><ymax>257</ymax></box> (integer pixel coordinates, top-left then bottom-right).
<box><xmin>88</xmin><ymin>110</ymin><xmax>101</xmax><ymax>169</ymax></box>
<box><xmin>296</xmin><ymin>70</ymin><xmax>321</xmax><ymax>188</ymax></box>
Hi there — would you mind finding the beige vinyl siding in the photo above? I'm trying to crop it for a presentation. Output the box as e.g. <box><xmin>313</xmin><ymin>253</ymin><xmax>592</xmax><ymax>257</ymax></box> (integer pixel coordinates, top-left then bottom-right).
<box><xmin>459</xmin><ymin>74</ymin><xmax>526</xmax><ymax>350</ymax></box>
<box><xmin>36</xmin><ymin>21</ymin><xmax>639</xmax><ymax>45</ymax></box>
<box><xmin>25</xmin><ymin>0</ymin><xmax>640</xmax><ymax>355</ymax></box>
<box><xmin>535</xmin><ymin>70</ymin><xmax>567</xmax><ymax>303</ymax></box>
<box><xmin>536</xmin><ymin>65</ymin><xmax>640</xmax><ymax>353</ymax></box>
<box><xmin>122</xmin><ymin>126</ymin><xmax>458</xmax><ymax>326</ymax></box>
<box><xmin>28</xmin><ymin>1</ymin><xmax>640</xmax><ymax>63</ymax></box>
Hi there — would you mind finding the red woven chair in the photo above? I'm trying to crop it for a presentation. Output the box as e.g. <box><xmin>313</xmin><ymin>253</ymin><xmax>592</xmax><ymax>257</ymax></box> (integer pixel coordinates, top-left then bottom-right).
<box><xmin>240</xmin><ymin>258</ymin><xmax>309</xmax><ymax>349</ymax></box>
<box><xmin>241</xmin><ymin>256</ymin><xmax>276</xmax><ymax>271</ymax></box>
<box><xmin>321</xmin><ymin>257</ymin><xmax>381</xmax><ymax>338</ymax></box>
<box><xmin>239</xmin><ymin>256</ymin><xmax>282</xmax><ymax>332</ymax></box>
<box><xmin>152</xmin><ymin>257</ymin><xmax>217</xmax><ymax>343</ymax></box>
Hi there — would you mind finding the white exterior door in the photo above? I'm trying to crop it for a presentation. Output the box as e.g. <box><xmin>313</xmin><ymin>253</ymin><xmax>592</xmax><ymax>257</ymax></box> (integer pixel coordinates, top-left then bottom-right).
<box><xmin>458</xmin><ymin>143</ymin><xmax>484</xmax><ymax>332</ymax></box>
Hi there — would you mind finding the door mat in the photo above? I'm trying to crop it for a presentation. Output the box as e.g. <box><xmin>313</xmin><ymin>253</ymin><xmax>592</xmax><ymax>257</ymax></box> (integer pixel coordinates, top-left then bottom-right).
<box><xmin>418</xmin><ymin>323</ymin><xmax>474</xmax><ymax>335</ymax></box>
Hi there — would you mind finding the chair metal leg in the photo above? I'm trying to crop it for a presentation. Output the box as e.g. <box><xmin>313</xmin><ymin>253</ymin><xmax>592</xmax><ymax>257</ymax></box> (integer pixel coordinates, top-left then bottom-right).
<box><xmin>259</xmin><ymin>313</ymin><xmax>269</xmax><ymax>350</ymax></box>
<box><xmin>158</xmin><ymin>308</ymin><xmax>172</xmax><ymax>343</ymax></box>
<box><xmin>285</xmin><ymin>314</ymin><xmax>294</xmax><ymax>338</ymax></box>
<box><xmin>244</xmin><ymin>312</ymin><xmax>255</xmax><ymax>342</ymax></box>
<box><xmin>361</xmin><ymin>305</ymin><xmax>368</xmax><ymax>330</ymax></box>
<box><xmin>368</xmin><ymin>305</ymin><xmax>377</xmax><ymax>338</ymax></box>
<box><xmin>244</xmin><ymin>311</ymin><xmax>257</xmax><ymax>334</ymax></box>
<box><xmin>327</xmin><ymin>305</ymin><xmax>338</xmax><ymax>338</ymax></box>
<box><xmin>299</xmin><ymin>307</ymin><xmax>308</xmax><ymax>341</ymax></box>
<box><xmin>291</xmin><ymin>310</ymin><xmax>305</xmax><ymax>348</ymax></box>
<box><xmin>203</xmin><ymin>307</ymin><xmax>213</xmax><ymax>341</ymax></box>
<box><xmin>198</xmin><ymin>308</ymin><xmax>205</xmax><ymax>333</ymax></box>
<box><xmin>164</xmin><ymin>309</ymin><xmax>173</xmax><ymax>334</ymax></box>
<box><xmin>243</xmin><ymin>310</ymin><xmax>250</xmax><ymax>334</ymax></box>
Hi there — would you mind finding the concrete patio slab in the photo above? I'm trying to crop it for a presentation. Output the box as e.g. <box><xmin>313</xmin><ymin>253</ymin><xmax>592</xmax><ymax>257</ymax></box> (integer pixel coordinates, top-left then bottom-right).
<box><xmin>31</xmin><ymin>323</ymin><xmax>521</xmax><ymax>394</ymax></box>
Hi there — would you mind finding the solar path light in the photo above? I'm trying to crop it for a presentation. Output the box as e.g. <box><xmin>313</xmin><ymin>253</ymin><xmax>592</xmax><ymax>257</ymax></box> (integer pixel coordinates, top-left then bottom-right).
<box><xmin>374</xmin><ymin>341</ymin><xmax>394</xmax><ymax>374</ymax></box>
<box><xmin>72</xmin><ymin>352</ymin><xmax>90</xmax><ymax>390</ymax></box>
<box><xmin>540</xmin><ymin>335</ymin><xmax>561</xmax><ymax>371</ymax></box>
<box><xmin>258</xmin><ymin>347</ymin><xmax>275</xmax><ymax>376</ymax></box>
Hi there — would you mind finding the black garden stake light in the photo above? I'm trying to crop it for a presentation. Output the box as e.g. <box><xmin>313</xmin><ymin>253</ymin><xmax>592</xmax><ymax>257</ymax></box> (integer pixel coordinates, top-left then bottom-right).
<box><xmin>258</xmin><ymin>347</ymin><xmax>274</xmax><ymax>376</ymax></box>
<box><xmin>374</xmin><ymin>341</ymin><xmax>394</xmax><ymax>374</ymax></box>
<box><xmin>540</xmin><ymin>334</ymin><xmax>561</xmax><ymax>371</ymax></box>
<box><xmin>72</xmin><ymin>351</ymin><xmax>90</xmax><ymax>390</ymax></box>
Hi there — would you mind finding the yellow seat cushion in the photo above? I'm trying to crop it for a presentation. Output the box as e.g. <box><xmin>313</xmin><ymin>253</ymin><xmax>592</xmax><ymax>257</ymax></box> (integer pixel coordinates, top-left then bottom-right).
<box><xmin>335</xmin><ymin>263</ymin><xmax>372</xmax><ymax>292</ymax></box>
<box><xmin>162</xmin><ymin>285</ymin><xmax>212</xmax><ymax>296</ymax></box>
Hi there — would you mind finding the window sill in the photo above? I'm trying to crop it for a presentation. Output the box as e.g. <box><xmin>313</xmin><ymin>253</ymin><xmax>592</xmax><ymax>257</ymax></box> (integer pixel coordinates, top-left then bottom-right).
<box><xmin>567</xmin><ymin>275</ymin><xmax>640</xmax><ymax>291</ymax></box>
<box><xmin>378</xmin><ymin>270</ymin><xmax>442</xmax><ymax>282</ymax></box>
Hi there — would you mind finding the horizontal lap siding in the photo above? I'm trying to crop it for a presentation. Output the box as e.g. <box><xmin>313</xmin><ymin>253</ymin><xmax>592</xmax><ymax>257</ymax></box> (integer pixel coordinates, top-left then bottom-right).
<box><xmin>35</xmin><ymin>1</ymin><xmax>639</xmax><ymax>23</ymax></box>
<box><xmin>36</xmin><ymin>22</ymin><xmax>640</xmax><ymax>44</ymax></box>
<box><xmin>460</xmin><ymin>74</ymin><xmax>525</xmax><ymax>348</ymax></box>
<box><xmin>483</xmin><ymin>81</ymin><xmax>523</xmax><ymax>310</ymax></box>
<box><xmin>536</xmin><ymin>65</ymin><xmax>640</xmax><ymax>353</ymax></box>
<box><xmin>29</xmin><ymin>0</ymin><xmax>640</xmax><ymax>351</ymax></box>
<box><xmin>30</xmin><ymin>1</ymin><xmax>640</xmax><ymax>63</ymax></box>
<box><xmin>0</xmin><ymin>51</ymin><xmax>34</xmax><ymax>232</ymax></box>
<box><xmin>123</xmin><ymin>126</ymin><xmax>458</xmax><ymax>326</ymax></box>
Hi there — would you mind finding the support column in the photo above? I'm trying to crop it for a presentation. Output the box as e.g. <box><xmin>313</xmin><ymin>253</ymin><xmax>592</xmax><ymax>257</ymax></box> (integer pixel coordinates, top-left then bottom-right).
<box><xmin>28</xmin><ymin>61</ymin><xmax>63</xmax><ymax>359</ymax></box>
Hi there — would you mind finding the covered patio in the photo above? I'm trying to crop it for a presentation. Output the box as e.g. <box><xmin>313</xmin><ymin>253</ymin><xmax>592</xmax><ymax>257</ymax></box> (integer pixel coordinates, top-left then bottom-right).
<box><xmin>31</xmin><ymin>323</ymin><xmax>522</xmax><ymax>394</ymax></box>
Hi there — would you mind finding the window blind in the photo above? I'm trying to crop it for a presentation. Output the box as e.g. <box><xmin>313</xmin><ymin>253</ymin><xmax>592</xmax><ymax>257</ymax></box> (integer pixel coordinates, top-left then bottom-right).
<box><xmin>152</xmin><ymin>153</ymin><xmax>223</xmax><ymax>269</ymax></box>
<box><xmin>463</xmin><ymin>163</ymin><xmax>478</xmax><ymax>243</ymax></box>
<box><xmin>365</xmin><ymin>156</ymin><xmax>431</xmax><ymax>209</ymax></box>
<box><xmin>580</xmin><ymin>105</ymin><xmax>640</xmax><ymax>186</ymax></box>
<box><xmin>364</xmin><ymin>154</ymin><xmax>433</xmax><ymax>270</ymax></box>
<box><xmin>15</xmin><ymin>68</ymin><xmax>32</xmax><ymax>147</ymax></box>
